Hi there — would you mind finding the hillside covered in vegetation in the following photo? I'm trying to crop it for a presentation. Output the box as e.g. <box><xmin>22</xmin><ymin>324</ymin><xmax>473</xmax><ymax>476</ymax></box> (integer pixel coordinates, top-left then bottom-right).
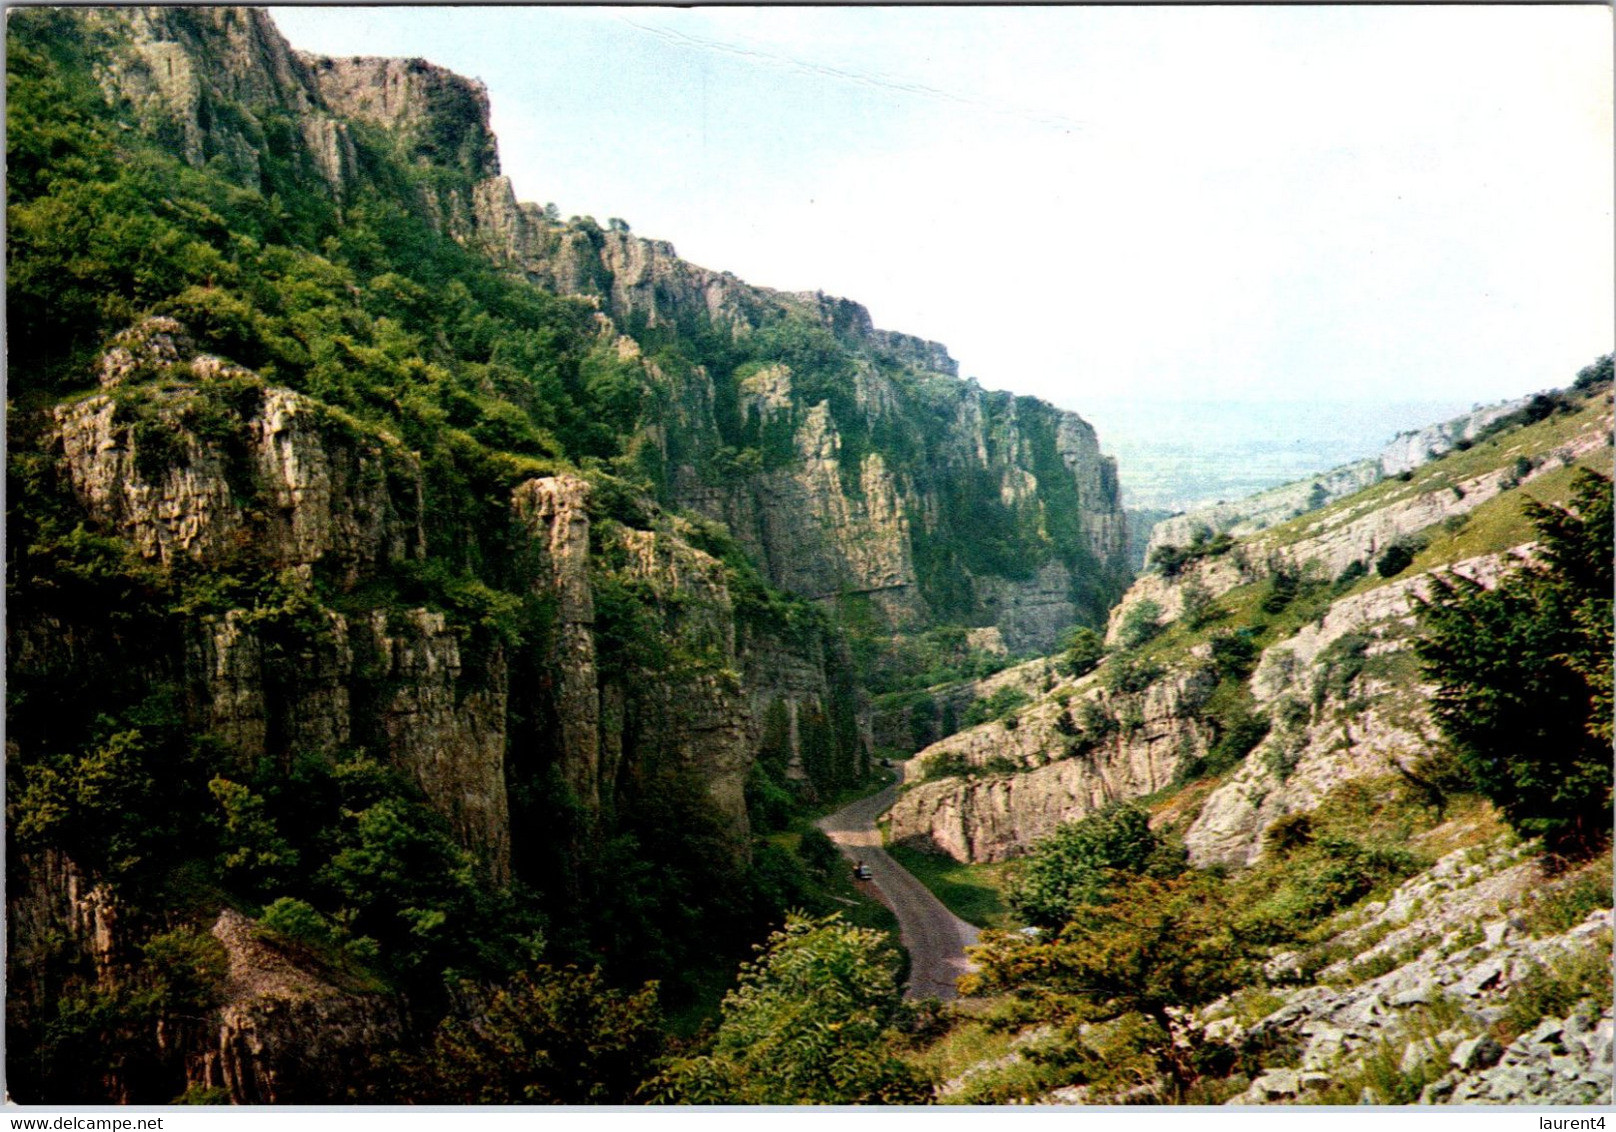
<box><xmin>5</xmin><ymin>7</ymin><xmax>1609</xmax><ymax>1108</ymax></box>
<box><xmin>5</xmin><ymin>7</ymin><xmax>1137</xmax><ymax>1104</ymax></box>
<box><xmin>883</xmin><ymin>362</ymin><xmax>1613</xmax><ymax>1104</ymax></box>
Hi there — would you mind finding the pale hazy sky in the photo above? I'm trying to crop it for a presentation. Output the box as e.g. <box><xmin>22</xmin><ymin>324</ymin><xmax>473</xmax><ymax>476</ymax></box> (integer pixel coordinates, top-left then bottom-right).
<box><xmin>268</xmin><ymin>5</ymin><xmax>1613</xmax><ymax>440</ymax></box>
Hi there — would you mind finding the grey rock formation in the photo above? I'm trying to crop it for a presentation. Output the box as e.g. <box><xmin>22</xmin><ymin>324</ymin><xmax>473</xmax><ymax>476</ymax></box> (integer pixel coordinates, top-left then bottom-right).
<box><xmin>1216</xmin><ymin>850</ymin><xmax>1613</xmax><ymax>1106</ymax></box>
<box><xmin>56</xmin><ymin>361</ymin><xmax>424</xmax><ymax>579</ymax></box>
<box><xmin>188</xmin><ymin>910</ymin><xmax>404</xmax><ymax>1104</ymax></box>
<box><xmin>885</xmin><ymin>661</ymin><xmax>1213</xmax><ymax>861</ymax></box>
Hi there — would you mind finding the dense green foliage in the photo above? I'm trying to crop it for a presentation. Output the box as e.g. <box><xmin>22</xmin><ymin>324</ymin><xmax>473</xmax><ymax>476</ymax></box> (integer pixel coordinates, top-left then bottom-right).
<box><xmin>653</xmin><ymin>914</ymin><xmax>931</xmax><ymax>1104</ymax></box>
<box><xmin>4</xmin><ymin>7</ymin><xmax>1141</xmax><ymax>1104</ymax></box>
<box><xmin>1148</xmin><ymin>527</ymin><xmax>1234</xmax><ymax>579</ymax></box>
<box><xmin>2</xmin><ymin>9</ymin><xmax>880</xmax><ymax>1102</ymax></box>
<box><xmin>1058</xmin><ymin>625</ymin><xmax>1107</xmax><ymax>678</ymax></box>
<box><xmin>402</xmin><ymin>967</ymin><xmax>663</xmax><ymax>1103</ymax></box>
<box><xmin>959</xmin><ymin>777</ymin><xmax>1434</xmax><ymax>1101</ymax></box>
<box><xmin>1005</xmin><ymin>804</ymin><xmax>1186</xmax><ymax>929</ymax></box>
<box><xmin>1114</xmin><ymin>599</ymin><xmax>1163</xmax><ymax>649</ymax></box>
<box><xmin>1416</xmin><ymin>469</ymin><xmax>1613</xmax><ymax>855</ymax></box>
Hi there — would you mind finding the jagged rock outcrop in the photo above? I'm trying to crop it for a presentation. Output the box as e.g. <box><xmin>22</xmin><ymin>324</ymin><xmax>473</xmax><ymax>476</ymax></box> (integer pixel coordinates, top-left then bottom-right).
<box><xmin>465</xmin><ymin>125</ymin><xmax>1126</xmax><ymax>652</ymax></box>
<box><xmin>1119</xmin><ymin>398</ymin><xmax>1612</xmax><ymax>642</ymax></box>
<box><xmin>593</xmin><ymin>519</ymin><xmax>755</xmax><ymax>829</ymax></box>
<box><xmin>60</xmin><ymin>6</ymin><xmax>1133</xmax><ymax>655</ymax></box>
<box><xmin>1182</xmin><ymin>552</ymin><xmax>1519</xmax><ymax>869</ymax></box>
<box><xmin>302</xmin><ymin>54</ymin><xmax>497</xmax><ymax>180</ymax></box>
<box><xmin>57</xmin><ymin>330</ymin><xmax>425</xmax><ymax>579</ymax></box>
<box><xmin>86</xmin><ymin>7</ymin><xmax>360</xmax><ymax>195</ymax></box>
<box><xmin>6</xmin><ymin>850</ymin><xmax>123</xmax><ymax>1001</ymax></box>
<box><xmin>364</xmin><ymin>610</ymin><xmax>512</xmax><ymax>882</ymax></box>
<box><xmin>186</xmin><ymin>910</ymin><xmax>403</xmax><ymax>1104</ymax></box>
<box><xmin>1207</xmin><ymin>844</ymin><xmax>1614</xmax><ymax>1106</ymax></box>
<box><xmin>886</xmin><ymin>662</ymin><xmax>1214</xmax><ymax>862</ymax></box>
<box><xmin>1376</xmin><ymin>398</ymin><xmax>1534</xmax><ymax>477</ymax></box>
<box><xmin>512</xmin><ymin>476</ymin><xmax>603</xmax><ymax>813</ymax></box>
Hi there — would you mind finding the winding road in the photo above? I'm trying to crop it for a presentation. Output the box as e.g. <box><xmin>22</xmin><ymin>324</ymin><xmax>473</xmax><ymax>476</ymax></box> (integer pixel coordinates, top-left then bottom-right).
<box><xmin>815</xmin><ymin>783</ymin><xmax>980</xmax><ymax>1000</ymax></box>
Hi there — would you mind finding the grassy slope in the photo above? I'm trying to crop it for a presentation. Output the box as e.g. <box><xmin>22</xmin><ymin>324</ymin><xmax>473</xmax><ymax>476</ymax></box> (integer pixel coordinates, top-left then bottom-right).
<box><xmin>894</xmin><ymin>388</ymin><xmax>1614</xmax><ymax>1102</ymax></box>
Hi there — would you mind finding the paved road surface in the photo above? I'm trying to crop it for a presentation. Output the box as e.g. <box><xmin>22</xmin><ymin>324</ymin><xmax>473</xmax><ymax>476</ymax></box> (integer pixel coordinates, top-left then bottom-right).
<box><xmin>816</xmin><ymin>784</ymin><xmax>980</xmax><ymax>1000</ymax></box>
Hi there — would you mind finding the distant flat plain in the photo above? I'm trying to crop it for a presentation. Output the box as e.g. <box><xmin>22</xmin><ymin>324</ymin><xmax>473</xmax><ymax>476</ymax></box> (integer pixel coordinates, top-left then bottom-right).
<box><xmin>1081</xmin><ymin>396</ymin><xmax>1478</xmax><ymax>512</ymax></box>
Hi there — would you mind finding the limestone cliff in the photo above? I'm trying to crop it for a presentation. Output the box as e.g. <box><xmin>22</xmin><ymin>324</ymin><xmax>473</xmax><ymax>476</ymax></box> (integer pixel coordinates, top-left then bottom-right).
<box><xmin>1181</xmin><ymin>552</ymin><xmax>1517</xmax><ymax>868</ymax></box>
<box><xmin>188</xmin><ymin>910</ymin><xmax>403</xmax><ymax>1104</ymax></box>
<box><xmin>45</xmin><ymin>6</ymin><xmax>1133</xmax><ymax>654</ymax></box>
<box><xmin>44</xmin><ymin>320</ymin><xmax>861</xmax><ymax>873</ymax></box>
<box><xmin>11</xmin><ymin>318</ymin><xmax>868</xmax><ymax>1101</ymax></box>
<box><xmin>471</xmin><ymin>187</ymin><xmax>1130</xmax><ymax>648</ymax></box>
<box><xmin>83</xmin><ymin>7</ymin><xmax>361</xmax><ymax>196</ymax></box>
<box><xmin>9</xmin><ymin>5</ymin><xmax>1129</xmax><ymax>1102</ymax></box>
<box><xmin>889</xmin><ymin>387</ymin><xmax>1612</xmax><ymax>865</ymax></box>
<box><xmin>886</xmin><ymin>660</ymin><xmax>1214</xmax><ymax>862</ymax></box>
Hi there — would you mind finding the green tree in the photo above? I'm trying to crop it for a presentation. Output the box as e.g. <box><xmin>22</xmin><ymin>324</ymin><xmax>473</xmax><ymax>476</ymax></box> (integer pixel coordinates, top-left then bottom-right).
<box><xmin>652</xmin><ymin>914</ymin><xmax>931</xmax><ymax>1104</ymax></box>
<box><xmin>965</xmin><ymin>874</ymin><xmax>1257</xmax><ymax>1096</ymax></box>
<box><xmin>1059</xmin><ymin>626</ymin><xmax>1107</xmax><ymax>678</ymax></box>
<box><xmin>1375</xmin><ymin>539</ymin><xmax>1417</xmax><ymax>579</ymax></box>
<box><xmin>1178</xmin><ymin>578</ymin><xmax>1218</xmax><ymax>630</ymax></box>
<box><xmin>1416</xmin><ymin>470</ymin><xmax>1613</xmax><ymax>855</ymax></box>
<box><xmin>1006</xmin><ymin>803</ymin><xmax>1184</xmax><ymax>929</ymax></box>
<box><xmin>1115</xmin><ymin>600</ymin><xmax>1163</xmax><ymax>649</ymax></box>
<box><xmin>411</xmin><ymin>966</ymin><xmax>662</xmax><ymax>1104</ymax></box>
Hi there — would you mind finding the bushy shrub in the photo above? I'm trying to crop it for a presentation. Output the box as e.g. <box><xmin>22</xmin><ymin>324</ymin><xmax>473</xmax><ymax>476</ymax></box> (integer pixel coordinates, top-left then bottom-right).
<box><xmin>1179</xmin><ymin>579</ymin><xmax>1219</xmax><ymax>630</ymax></box>
<box><xmin>1416</xmin><ymin>470</ymin><xmax>1613</xmax><ymax>855</ymax></box>
<box><xmin>1007</xmin><ymin>803</ymin><xmax>1186</xmax><ymax>929</ymax></box>
<box><xmin>1059</xmin><ymin>626</ymin><xmax>1107</xmax><ymax>678</ymax></box>
<box><xmin>1260</xmin><ymin>562</ymin><xmax>1300</xmax><ymax>614</ymax></box>
<box><xmin>1375</xmin><ymin>540</ymin><xmax>1418</xmax><ymax>579</ymax></box>
<box><xmin>1208</xmin><ymin>630</ymin><xmax>1259</xmax><ymax>681</ymax></box>
<box><xmin>1115</xmin><ymin>600</ymin><xmax>1163</xmax><ymax>649</ymax></box>
<box><xmin>652</xmin><ymin>914</ymin><xmax>930</xmax><ymax>1104</ymax></box>
<box><xmin>411</xmin><ymin>966</ymin><xmax>663</xmax><ymax>1103</ymax></box>
<box><xmin>1102</xmin><ymin>656</ymin><xmax>1165</xmax><ymax>695</ymax></box>
<box><xmin>963</xmin><ymin>686</ymin><xmax>1032</xmax><ymax>728</ymax></box>
<box><xmin>1573</xmin><ymin>354</ymin><xmax>1613</xmax><ymax>392</ymax></box>
<box><xmin>259</xmin><ymin>897</ymin><xmax>335</xmax><ymax>948</ymax></box>
<box><xmin>1148</xmin><ymin>528</ymin><xmax>1234</xmax><ymax>579</ymax></box>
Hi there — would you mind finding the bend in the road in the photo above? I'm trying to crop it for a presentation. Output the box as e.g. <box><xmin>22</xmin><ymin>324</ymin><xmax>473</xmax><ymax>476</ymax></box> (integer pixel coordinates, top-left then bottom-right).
<box><xmin>816</xmin><ymin>784</ymin><xmax>980</xmax><ymax>1001</ymax></box>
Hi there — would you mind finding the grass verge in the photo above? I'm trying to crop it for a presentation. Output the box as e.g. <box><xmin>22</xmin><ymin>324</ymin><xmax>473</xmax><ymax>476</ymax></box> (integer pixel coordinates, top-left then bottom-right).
<box><xmin>886</xmin><ymin>843</ymin><xmax>1017</xmax><ymax>929</ymax></box>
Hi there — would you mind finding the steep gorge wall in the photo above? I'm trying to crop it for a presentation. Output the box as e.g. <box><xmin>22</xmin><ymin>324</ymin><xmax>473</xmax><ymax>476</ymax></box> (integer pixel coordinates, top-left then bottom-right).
<box><xmin>1145</xmin><ymin>398</ymin><xmax>1533</xmax><ymax>561</ymax></box>
<box><xmin>886</xmin><ymin>659</ymin><xmax>1215</xmax><ymax>862</ymax></box>
<box><xmin>14</xmin><ymin>320</ymin><xmax>867</xmax><ymax>1099</ymax></box>
<box><xmin>891</xmin><ymin>392</ymin><xmax>1613</xmax><ymax>865</ymax></box>
<box><xmin>79</xmin><ymin>6</ymin><xmax>1131</xmax><ymax>652</ymax></box>
<box><xmin>44</xmin><ymin>321</ymin><xmax>856</xmax><ymax>867</ymax></box>
<box><xmin>465</xmin><ymin>189</ymin><xmax>1130</xmax><ymax>649</ymax></box>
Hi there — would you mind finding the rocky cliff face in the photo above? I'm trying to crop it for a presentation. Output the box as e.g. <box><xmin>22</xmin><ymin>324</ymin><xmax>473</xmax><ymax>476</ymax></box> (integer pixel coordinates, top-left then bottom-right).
<box><xmin>85</xmin><ymin>7</ymin><xmax>361</xmax><ymax>196</ymax></box>
<box><xmin>11</xmin><ymin>5</ymin><xmax>1130</xmax><ymax>1102</ymax></box>
<box><xmin>188</xmin><ymin>910</ymin><xmax>403</xmax><ymax>1104</ymax></box>
<box><xmin>13</xmin><ymin>318</ymin><xmax>868</xmax><ymax>1100</ymax></box>
<box><xmin>45</xmin><ymin>320</ymin><xmax>860</xmax><ymax>871</ymax></box>
<box><xmin>57</xmin><ymin>6</ymin><xmax>1133</xmax><ymax>654</ymax></box>
<box><xmin>886</xmin><ymin>659</ymin><xmax>1214</xmax><ymax>862</ymax></box>
<box><xmin>473</xmin><ymin>188</ymin><xmax>1130</xmax><ymax>649</ymax></box>
<box><xmin>1119</xmin><ymin>398</ymin><xmax>1612</xmax><ymax>643</ymax></box>
<box><xmin>1180</xmin><ymin>552</ymin><xmax>1515</xmax><ymax>868</ymax></box>
<box><xmin>890</xmin><ymin>388</ymin><xmax>1613</xmax><ymax>865</ymax></box>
